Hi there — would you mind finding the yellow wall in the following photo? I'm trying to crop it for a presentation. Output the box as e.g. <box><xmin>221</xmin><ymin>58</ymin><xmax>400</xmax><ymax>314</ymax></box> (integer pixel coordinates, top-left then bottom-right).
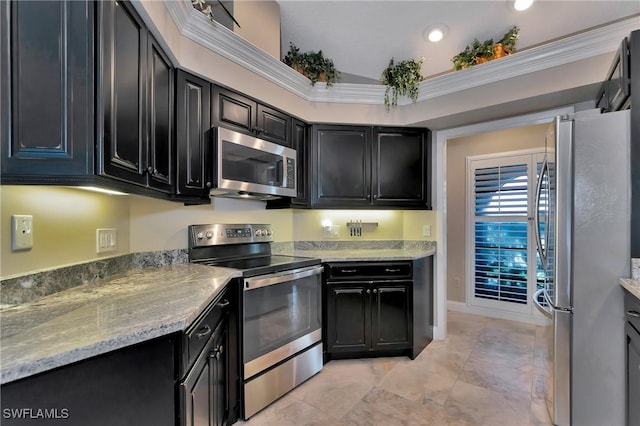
<box><xmin>291</xmin><ymin>209</ymin><xmax>437</xmax><ymax>241</ymax></box>
<box><xmin>445</xmin><ymin>124</ymin><xmax>547</xmax><ymax>302</ymax></box>
<box><xmin>0</xmin><ymin>186</ymin><xmax>130</xmax><ymax>278</ymax></box>
<box><xmin>128</xmin><ymin>196</ymin><xmax>294</xmax><ymax>252</ymax></box>
<box><xmin>0</xmin><ymin>184</ymin><xmax>438</xmax><ymax>278</ymax></box>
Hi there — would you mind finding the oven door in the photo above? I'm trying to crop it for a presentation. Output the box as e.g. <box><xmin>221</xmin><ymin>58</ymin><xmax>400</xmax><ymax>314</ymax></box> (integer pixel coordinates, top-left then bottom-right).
<box><xmin>242</xmin><ymin>265</ymin><xmax>322</xmax><ymax>379</ymax></box>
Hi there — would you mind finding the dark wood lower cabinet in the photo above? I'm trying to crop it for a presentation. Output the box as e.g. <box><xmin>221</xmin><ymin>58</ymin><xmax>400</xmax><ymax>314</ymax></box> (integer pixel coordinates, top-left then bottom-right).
<box><xmin>0</xmin><ymin>336</ymin><xmax>176</xmax><ymax>426</ymax></box>
<box><xmin>324</xmin><ymin>259</ymin><xmax>432</xmax><ymax>361</ymax></box>
<box><xmin>625</xmin><ymin>290</ymin><xmax>640</xmax><ymax>426</ymax></box>
<box><xmin>181</xmin><ymin>319</ymin><xmax>229</xmax><ymax>426</ymax></box>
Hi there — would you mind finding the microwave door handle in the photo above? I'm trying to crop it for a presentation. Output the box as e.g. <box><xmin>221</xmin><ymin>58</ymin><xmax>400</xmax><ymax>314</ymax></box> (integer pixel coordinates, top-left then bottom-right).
<box><xmin>277</xmin><ymin>159</ymin><xmax>284</xmax><ymax>186</ymax></box>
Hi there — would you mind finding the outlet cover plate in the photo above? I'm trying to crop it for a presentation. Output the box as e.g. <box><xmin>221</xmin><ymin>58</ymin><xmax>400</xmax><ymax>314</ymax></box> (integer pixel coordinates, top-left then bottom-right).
<box><xmin>422</xmin><ymin>225</ymin><xmax>431</xmax><ymax>237</ymax></box>
<box><xmin>12</xmin><ymin>215</ymin><xmax>33</xmax><ymax>250</ymax></box>
<box><xmin>323</xmin><ymin>225</ymin><xmax>340</xmax><ymax>239</ymax></box>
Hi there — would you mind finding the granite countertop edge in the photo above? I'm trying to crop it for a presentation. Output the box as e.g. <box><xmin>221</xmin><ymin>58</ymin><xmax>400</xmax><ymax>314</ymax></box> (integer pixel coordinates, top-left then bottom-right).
<box><xmin>620</xmin><ymin>278</ymin><xmax>640</xmax><ymax>301</ymax></box>
<box><xmin>1</xmin><ymin>264</ymin><xmax>240</xmax><ymax>385</ymax></box>
<box><xmin>292</xmin><ymin>247</ymin><xmax>436</xmax><ymax>262</ymax></box>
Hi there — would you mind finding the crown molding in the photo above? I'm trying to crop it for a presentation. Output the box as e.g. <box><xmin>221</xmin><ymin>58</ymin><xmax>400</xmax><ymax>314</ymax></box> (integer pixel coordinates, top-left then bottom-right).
<box><xmin>163</xmin><ymin>0</ymin><xmax>638</xmax><ymax>106</ymax></box>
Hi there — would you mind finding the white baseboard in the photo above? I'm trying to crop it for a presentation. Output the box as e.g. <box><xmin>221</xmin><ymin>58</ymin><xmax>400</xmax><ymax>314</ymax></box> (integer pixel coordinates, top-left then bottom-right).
<box><xmin>447</xmin><ymin>300</ymin><xmax>551</xmax><ymax>326</ymax></box>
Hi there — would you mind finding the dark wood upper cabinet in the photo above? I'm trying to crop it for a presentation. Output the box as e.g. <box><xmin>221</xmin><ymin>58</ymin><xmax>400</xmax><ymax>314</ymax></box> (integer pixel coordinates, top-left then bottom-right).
<box><xmin>175</xmin><ymin>70</ymin><xmax>213</xmax><ymax>198</ymax></box>
<box><xmin>312</xmin><ymin>125</ymin><xmax>372</xmax><ymax>208</ymax></box>
<box><xmin>257</xmin><ymin>104</ymin><xmax>291</xmax><ymax>147</ymax></box>
<box><xmin>97</xmin><ymin>0</ymin><xmax>174</xmax><ymax>193</ymax></box>
<box><xmin>372</xmin><ymin>127</ymin><xmax>430</xmax><ymax>208</ymax></box>
<box><xmin>0</xmin><ymin>0</ymin><xmax>94</xmax><ymax>178</ymax></box>
<box><xmin>213</xmin><ymin>86</ymin><xmax>291</xmax><ymax>147</ymax></box>
<box><xmin>147</xmin><ymin>36</ymin><xmax>174</xmax><ymax>192</ymax></box>
<box><xmin>311</xmin><ymin>125</ymin><xmax>431</xmax><ymax>209</ymax></box>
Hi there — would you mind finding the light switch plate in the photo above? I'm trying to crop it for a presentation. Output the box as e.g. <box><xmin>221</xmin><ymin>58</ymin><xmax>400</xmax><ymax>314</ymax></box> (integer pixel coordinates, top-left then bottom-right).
<box><xmin>96</xmin><ymin>229</ymin><xmax>117</xmax><ymax>253</ymax></box>
<box><xmin>12</xmin><ymin>215</ymin><xmax>33</xmax><ymax>250</ymax></box>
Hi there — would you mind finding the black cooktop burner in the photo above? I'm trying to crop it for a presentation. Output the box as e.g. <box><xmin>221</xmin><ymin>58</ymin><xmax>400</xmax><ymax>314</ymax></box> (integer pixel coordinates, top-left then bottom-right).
<box><xmin>195</xmin><ymin>254</ymin><xmax>320</xmax><ymax>278</ymax></box>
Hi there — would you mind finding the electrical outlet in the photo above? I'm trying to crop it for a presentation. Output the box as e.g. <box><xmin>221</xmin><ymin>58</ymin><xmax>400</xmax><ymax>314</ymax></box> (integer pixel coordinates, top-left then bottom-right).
<box><xmin>454</xmin><ymin>278</ymin><xmax>462</xmax><ymax>288</ymax></box>
<box><xmin>96</xmin><ymin>229</ymin><xmax>117</xmax><ymax>253</ymax></box>
<box><xmin>11</xmin><ymin>215</ymin><xmax>33</xmax><ymax>250</ymax></box>
<box><xmin>323</xmin><ymin>225</ymin><xmax>340</xmax><ymax>239</ymax></box>
<box><xmin>422</xmin><ymin>224</ymin><xmax>431</xmax><ymax>237</ymax></box>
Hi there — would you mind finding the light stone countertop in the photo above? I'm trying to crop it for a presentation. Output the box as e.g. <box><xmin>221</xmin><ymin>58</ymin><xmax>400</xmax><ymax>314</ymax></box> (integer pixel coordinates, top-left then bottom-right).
<box><xmin>621</xmin><ymin>278</ymin><xmax>640</xmax><ymax>301</ymax></box>
<box><xmin>0</xmin><ymin>263</ymin><xmax>239</xmax><ymax>385</ymax></box>
<box><xmin>287</xmin><ymin>247</ymin><xmax>436</xmax><ymax>262</ymax></box>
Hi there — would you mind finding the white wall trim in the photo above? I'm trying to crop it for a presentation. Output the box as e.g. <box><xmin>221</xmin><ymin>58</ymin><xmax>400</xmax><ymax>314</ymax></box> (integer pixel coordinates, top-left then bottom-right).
<box><xmin>161</xmin><ymin>0</ymin><xmax>638</xmax><ymax>106</ymax></box>
<box><xmin>433</xmin><ymin>106</ymin><xmax>575</xmax><ymax>340</ymax></box>
<box><xmin>447</xmin><ymin>301</ymin><xmax>550</xmax><ymax>326</ymax></box>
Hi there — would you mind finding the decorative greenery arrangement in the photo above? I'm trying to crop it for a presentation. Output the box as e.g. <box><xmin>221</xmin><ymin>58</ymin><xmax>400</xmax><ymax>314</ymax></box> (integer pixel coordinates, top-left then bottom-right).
<box><xmin>192</xmin><ymin>0</ymin><xmax>214</xmax><ymax>22</ymax></box>
<box><xmin>283</xmin><ymin>43</ymin><xmax>341</xmax><ymax>87</ymax></box>
<box><xmin>452</xmin><ymin>26</ymin><xmax>520</xmax><ymax>70</ymax></box>
<box><xmin>380</xmin><ymin>57</ymin><xmax>425</xmax><ymax>109</ymax></box>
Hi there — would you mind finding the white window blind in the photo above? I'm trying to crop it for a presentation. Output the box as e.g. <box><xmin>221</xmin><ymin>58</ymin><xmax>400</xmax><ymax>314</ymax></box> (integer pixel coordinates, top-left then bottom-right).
<box><xmin>473</xmin><ymin>162</ymin><xmax>529</xmax><ymax>304</ymax></box>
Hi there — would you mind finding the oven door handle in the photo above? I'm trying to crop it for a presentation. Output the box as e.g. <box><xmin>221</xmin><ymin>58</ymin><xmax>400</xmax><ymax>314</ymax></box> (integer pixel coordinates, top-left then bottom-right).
<box><xmin>244</xmin><ymin>265</ymin><xmax>323</xmax><ymax>291</ymax></box>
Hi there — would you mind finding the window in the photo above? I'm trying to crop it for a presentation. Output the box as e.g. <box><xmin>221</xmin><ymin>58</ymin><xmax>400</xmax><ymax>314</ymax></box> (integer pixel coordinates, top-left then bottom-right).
<box><xmin>467</xmin><ymin>151</ymin><xmax>546</xmax><ymax>315</ymax></box>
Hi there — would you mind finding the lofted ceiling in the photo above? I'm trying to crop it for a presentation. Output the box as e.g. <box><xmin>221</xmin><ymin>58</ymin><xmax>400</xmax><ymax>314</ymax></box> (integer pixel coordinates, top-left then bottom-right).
<box><xmin>278</xmin><ymin>0</ymin><xmax>640</xmax><ymax>83</ymax></box>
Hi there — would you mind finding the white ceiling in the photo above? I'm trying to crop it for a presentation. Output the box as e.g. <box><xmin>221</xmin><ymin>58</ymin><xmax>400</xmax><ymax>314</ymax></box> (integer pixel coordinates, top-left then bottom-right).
<box><xmin>278</xmin><ymin>0</ymin><xmax>640</xmax><ymax>83</ymax></box>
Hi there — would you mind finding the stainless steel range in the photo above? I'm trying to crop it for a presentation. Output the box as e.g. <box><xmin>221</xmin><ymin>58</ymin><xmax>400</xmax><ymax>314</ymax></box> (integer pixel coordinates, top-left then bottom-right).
<box><xmin>188</xmin><ymin>224</ymin><xmax>323</xmax><ymax>419</ymax></box>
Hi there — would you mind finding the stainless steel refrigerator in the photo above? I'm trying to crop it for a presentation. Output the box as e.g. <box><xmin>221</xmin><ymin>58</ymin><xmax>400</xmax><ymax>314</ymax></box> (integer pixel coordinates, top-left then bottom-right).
<box><xmin>533</xmin><ymin>109</ymin><xmax>630</xmax><ymax>426</ymax></box>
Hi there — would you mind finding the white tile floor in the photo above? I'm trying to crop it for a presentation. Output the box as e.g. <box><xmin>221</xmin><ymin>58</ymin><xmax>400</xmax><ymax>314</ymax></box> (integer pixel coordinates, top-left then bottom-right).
<box><xmin>238</xmin><ymin>310</ymin><xmax>552</xmax><ymax>426</ymax></box>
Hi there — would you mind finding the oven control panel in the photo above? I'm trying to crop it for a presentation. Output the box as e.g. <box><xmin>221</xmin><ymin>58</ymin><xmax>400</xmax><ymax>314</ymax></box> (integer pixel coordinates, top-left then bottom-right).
<box><xmin>188</xmin><ymin>224</ymin><xmax>273</xmax><ymax>247</ymax></box>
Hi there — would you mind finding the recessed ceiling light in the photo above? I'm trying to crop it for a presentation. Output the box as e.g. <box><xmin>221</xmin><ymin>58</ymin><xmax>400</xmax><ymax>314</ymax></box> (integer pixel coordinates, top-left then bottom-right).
<box><xmin>424</xmin><ymin>24</ymin><xmax>448</xmax><ymax>43</ymax></box>
<box><xmin>513</xmin><ymin>0</ymin><xmax>534</xmax><ymax>11</ymax></box>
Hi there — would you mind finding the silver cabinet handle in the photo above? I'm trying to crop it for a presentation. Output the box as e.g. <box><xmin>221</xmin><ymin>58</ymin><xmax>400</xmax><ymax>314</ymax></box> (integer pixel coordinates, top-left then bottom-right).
<box><xmin>373</xmin><ymin>288</ymin><xmax>377</xmax><ymax>293</ymax></box>
<box><xmin>385</xmin><ymin>268</ymin><xmax>401</xmax><ymax>273</ymax></box>
<box><xmin>196</xmin><ymin>324</ymin><xmax>212</xmax><ymax>339</ymax></box>
<box><xmin>366</xmin><ymin>289</ymin><xmax>371</xmax><ymax>294</ymax></box>
<box><xmin>340</xmin><ymin>269</ymin><xmax>357</xmax><ymax>273</ymax></box>
<box><xmin>627</xmin><ymin>310</ymin><xmax>640</xmax><ymax>318</ymax></box>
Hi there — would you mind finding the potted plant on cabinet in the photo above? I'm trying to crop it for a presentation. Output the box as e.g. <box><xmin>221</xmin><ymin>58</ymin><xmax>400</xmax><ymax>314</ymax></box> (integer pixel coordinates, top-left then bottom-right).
<box><xmin>451</xmin><ymin>26</ymin><xmax>520</xmax><ymax>70</ymax></box>
<box><xmin>283</xmin><ymin>43</ymin><xmax>341</xmax><ymax>87</ymax></box>
<box><xmin>380</xmin><ymin>57</ymin><xmax>425</xmax><ymax>110</ymax></box>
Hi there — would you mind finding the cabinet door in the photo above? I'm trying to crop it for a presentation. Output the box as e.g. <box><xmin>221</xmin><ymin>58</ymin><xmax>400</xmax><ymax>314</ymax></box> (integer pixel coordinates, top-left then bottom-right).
<box><xmin>325</xmin><ymin>283</ymin><xmax>370</xmax><ymax>353</ymax></box>
<box><xmin>371</xmin><ymin>282</ymin><xmax>411</xmax><ymax>351</ymax></box>
<box><xmin>372</xmin><ymin>128</ymin><xmax>430</xmax><ymax>208</ymax></box>
<box><xmin>256</xmin><ymin>104</ymin><xmax>291</xmax><ymax>147</ymax></box>
<box><xmin>1</xmin><ymin>0</ymin><xmax>94</xmax><ymax>177</ymax></box>
<box><xmin>185</xmin><ymin>348</ymin><xmax>214</xmax><ymax>426</ymax></box>
<box><xmin>312</xmin><ymin>125</ymin><xmax>371</xmax><ymax>207</ymax></box>
<box><xmin>98</xmin><ymin>0</ymin><xmax>147</xmax><ymax>185</ymax></box>
<box><xmin>291</xmin><ymin>119</ymin><xmax>309</xmax><ymax>205</ymax></box>
<box><xmin>176</xmin><ymin>70</ymin><xmax>212</xmax><ymax>197</ymax></box>
<box><xmin>212</xmin><ymin>86</ymin><xmax>256</xmax><ymax>136</ymax></box>
<box><xmin>147</xmin><ymin>36</ymin><xmax>174</xmax><ymax>193</ymax></box>
<box><xmin>211</xmin><ymin>318</ymin><xmax>229</xmax><ymax>426</ymax></box>
<box><xmin>628</xmin><ymin>323</ymin><xmax>640</xmax><ymax>426</ymax></box>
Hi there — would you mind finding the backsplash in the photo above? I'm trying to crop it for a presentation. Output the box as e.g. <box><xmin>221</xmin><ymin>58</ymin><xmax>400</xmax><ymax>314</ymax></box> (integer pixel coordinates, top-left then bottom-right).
<box><xmin>0</xmin><ymin>250</ymin><xmax>187</xmax><ymax>305</ymax></box>
<box><xmin>272</xmin><ymin>240</ymin><xmax>436</xmax><ymax>252</ymax></box>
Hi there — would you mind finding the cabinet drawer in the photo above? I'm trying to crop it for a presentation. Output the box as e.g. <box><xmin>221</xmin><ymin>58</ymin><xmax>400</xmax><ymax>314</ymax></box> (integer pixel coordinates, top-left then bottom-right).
<box><xmin>325</xmin><ymin>262</ymin><xmax>412</xmax><ymax>280</ymax></box>
<box><xmin>183</xmin><ymin>290</ymin><xmax>229</xmax><ymax>374</ymax></box>
<box><xmin>625</xmin><ymin>290</ymin><xmax>640</xmax><ymax>334</ymax></box>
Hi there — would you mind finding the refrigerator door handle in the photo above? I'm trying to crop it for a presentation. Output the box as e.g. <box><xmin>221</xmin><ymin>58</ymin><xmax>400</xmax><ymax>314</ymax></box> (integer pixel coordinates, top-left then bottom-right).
<box><xmin>533</xmin><ymin>288</ymin><xmax>552</xmax><ymax>318</ymax></box>
<box><xmin>534</xmin><ymin>158</ymin><xmax>548</xmax><ymax>267</ymax></box>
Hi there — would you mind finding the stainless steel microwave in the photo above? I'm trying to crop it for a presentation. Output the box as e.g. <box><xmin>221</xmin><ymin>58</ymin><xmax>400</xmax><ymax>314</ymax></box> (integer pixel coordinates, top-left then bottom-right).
<box><xmin>210</xmin><ymin>127</ymin><xmax>297</xmax><ymax>200</ymax></box>
<box><xmin>596</xmin><ymin>37</ymin><xmax>630</xmax><ymax>112</ymax></box>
